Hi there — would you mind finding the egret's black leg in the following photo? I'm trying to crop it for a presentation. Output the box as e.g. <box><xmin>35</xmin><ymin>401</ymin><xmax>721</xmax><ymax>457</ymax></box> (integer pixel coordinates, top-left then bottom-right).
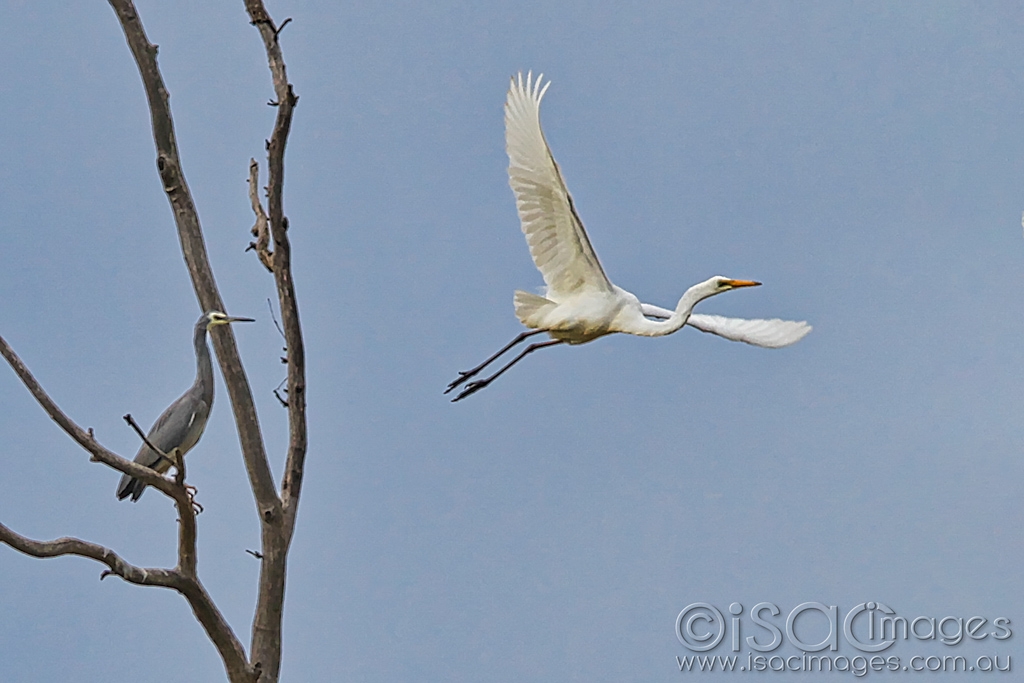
<box><xmin>451</xmin><ymin>339</ymin><xmax>564</xmax><ymax>402</ymax></box>
<box><xmin>445</xmin><ymin>329</ymin><xmax>546</xmax><ymax>394</ymax></box>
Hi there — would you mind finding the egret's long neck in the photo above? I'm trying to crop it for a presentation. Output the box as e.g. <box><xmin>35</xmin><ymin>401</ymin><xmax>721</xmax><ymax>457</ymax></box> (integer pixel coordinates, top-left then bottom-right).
<box><xmin>193</xmin><ymin>322</ymin><xmax>214</xmax><ymax>401</ymax></box>
<box><xmin>631</xmin><ymin>281</ymin><xmax>717</xmax><ymax>337</ymax></box>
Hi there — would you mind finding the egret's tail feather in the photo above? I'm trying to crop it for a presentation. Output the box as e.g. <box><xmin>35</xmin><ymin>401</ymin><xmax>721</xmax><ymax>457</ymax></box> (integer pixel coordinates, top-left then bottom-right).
<box><xmin>513</xmin><ymin>290</ymin><xmax>553</xmax><ymax>327</ymax></box>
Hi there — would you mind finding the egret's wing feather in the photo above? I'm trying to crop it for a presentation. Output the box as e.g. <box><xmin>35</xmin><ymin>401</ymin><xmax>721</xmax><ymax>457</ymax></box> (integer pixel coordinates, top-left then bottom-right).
<box><xmin>686</xmin><ymin>314</ymin><xmax>811</xmax><ymax>348</ymax></box>
<box><xmin>505</xmin><ymin>72</ymin><xmax>613</xmax><ymax>299</ymax></box>
<box><xmin>640</xmin><ymin>304</ymin><xmax>812</xmax><ymax>349</ymax></box>
<box><xmin>639</xmin><ymin>303</ymin><xmax>676</xmax><ymax>320</ymax></box>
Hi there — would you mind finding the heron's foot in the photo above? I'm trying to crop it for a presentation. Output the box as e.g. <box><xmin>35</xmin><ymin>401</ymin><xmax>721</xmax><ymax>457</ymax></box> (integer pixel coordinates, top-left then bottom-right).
<box><xmin>451</xmin><ymin>379</ymin><xmax>490</xmax><ymax>402</ymax></box>
<box><xmin>185</xmin><ymin>484</ymin><xmax>204</xmax><ymax>515</ymax></box>
<box><xmin>438</xmin><ymin>368</ymin><xmax>473</xmax><ymax>395</ymax></box>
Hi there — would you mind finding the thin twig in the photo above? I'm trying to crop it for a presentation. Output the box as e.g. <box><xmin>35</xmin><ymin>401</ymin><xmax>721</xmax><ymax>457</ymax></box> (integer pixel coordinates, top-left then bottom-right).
<box><xmin>267</xmin><ymin>298</ymin><xmax>286</xmax><ymax>346</ymax></box>
<box><xmin>123</xmin><ymin>413</ymin><xmax>174</xmax><ymax>469</ymax></box>
<box><xmin>267</xmin><ymin>299</ymin><xmax>289</xmax><ymax>407</ymax></box>
<box><xmin>123</xmin><ymin>413</ymin><xmax>203</xmax><ymax>513</ymax></box>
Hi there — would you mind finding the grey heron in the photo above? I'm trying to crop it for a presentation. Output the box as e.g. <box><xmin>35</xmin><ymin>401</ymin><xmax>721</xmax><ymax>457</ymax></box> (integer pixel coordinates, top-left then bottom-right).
<box><xmin>116</xmin><ymin>310</ymin><xmax>254</xmax><ymax>501</ymax></box>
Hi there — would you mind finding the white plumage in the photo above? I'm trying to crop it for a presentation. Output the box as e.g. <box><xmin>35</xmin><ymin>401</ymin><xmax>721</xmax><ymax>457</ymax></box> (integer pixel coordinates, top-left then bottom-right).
<box><xmin>447</xmin><ymin>72</ymin><xmax>810</xmax><ymax>401</ymax></box>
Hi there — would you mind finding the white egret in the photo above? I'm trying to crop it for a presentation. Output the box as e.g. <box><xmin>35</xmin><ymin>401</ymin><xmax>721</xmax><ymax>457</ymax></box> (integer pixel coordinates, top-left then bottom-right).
<box><xmin>447</xmin><ymin>72</ymin><xmax>811</xmax><ymax>402</ymax></box>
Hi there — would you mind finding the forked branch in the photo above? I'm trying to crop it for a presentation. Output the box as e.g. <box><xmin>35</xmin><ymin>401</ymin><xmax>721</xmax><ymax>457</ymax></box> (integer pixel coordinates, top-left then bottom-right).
<box><xmin>106</xmin><ymin>0</ymin><xmax>281</xmax><ymax>519</ymax></box>
<box><xmin>3</xmin><ymin>2</ymin><xmax>308</xmax><ymax>681</ymax></box>
<box><xmin>0</xmin><ymin>334</ymin><xmax>251</xmax><ymax>680</ymax></box>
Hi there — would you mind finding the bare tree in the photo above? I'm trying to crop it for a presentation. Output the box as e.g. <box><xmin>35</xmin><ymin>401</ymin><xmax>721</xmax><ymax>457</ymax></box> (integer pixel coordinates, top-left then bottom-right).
<box><xmin>0</xmin><ymin>2</ymin><xmax>304</xmax><ymax>681</ymax></box>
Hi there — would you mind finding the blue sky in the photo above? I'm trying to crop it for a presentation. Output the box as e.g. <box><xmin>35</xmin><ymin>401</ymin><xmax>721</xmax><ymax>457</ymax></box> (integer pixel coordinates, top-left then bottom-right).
<box><xmin>1</xmin><ymin>1</ymin><xmax>1022</xmax><ymax>681</ymax></box>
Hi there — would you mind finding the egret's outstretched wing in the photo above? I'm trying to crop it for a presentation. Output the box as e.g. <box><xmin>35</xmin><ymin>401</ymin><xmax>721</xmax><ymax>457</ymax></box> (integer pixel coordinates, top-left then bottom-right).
<box><xmin>505</xmin><ymin>72</ymin><xmax>613</xmax><ymax>300</ymax></box>
<box><xmin>640</xmin><ymin>303</ymin><xmax>812</xmax><ymax>349</ymax></box>
<box><xmin>686</xmin><ymin>314</ymin><xmax>812</xmax><ymax>348</ymax></box>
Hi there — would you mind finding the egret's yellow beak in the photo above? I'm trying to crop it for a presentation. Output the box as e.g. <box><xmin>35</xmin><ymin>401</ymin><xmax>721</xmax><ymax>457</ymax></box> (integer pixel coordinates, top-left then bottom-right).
<box><xmin>724</xmin><ymin>279</ymin><xmax>761</xmax><ymax>288</ymax></box>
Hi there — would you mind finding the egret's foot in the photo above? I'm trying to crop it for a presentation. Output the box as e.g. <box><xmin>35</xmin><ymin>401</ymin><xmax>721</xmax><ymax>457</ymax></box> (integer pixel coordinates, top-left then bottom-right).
<box><xmin>451</xmin><ymin>379</ymin><xmax>489</xmax><ymax>402</ymax></box>
<box><xmin>444</xmin><ymin>370</ymin><xmax>477</xmax><ymax>394</ymax></box>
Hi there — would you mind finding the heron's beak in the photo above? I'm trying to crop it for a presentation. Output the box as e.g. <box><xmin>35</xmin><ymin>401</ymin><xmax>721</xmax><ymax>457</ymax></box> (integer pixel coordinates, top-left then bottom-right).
<box><xmin>224</xmin><ymin>316</ymin><xmax>256</xmax><ymax>324</ymax></box>
<box><xmin>724</xmin><ymin>279</ymin><xmax>761</xmax><ymax>289</ymax></box>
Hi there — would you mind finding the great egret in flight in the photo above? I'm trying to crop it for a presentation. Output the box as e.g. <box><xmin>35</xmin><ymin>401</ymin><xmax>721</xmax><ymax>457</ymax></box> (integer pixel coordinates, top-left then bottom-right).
<box><xmin>446</xmin><ymin>72</ymin><xmax>810</xmax><ymax>402</ymax></box>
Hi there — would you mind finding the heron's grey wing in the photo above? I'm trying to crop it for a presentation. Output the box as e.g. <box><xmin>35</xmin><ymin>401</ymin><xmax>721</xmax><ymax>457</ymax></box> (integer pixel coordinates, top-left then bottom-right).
<box><xmin>116</xmin><ymin>391</ymin><xmax>207</xmax><ymax>501</ymax></box>
<box><xmin>640</xmin><ymin>304</ymin><xmax>812</xmax><ymax>349</ymax></box>
<box><xmin>505</xmin><ymin>73</ymin><xmax>614</xmax><ymax>300</ymax></box>
<box><xmin>146</xmin><ymin>391</ymin><xmax>210</xmax><ymax>460</ymax></box>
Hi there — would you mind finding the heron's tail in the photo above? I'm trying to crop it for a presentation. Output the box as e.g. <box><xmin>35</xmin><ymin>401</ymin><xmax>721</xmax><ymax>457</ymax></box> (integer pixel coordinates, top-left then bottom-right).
<box><xmin>116</xmin><ymin>473</ymin><xmax>146</xmax><ymax>502</ymax></box>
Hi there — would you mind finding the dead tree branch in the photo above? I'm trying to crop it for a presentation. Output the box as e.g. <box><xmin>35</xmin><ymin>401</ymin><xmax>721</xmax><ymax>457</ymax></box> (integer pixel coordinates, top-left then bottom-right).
<box><xmin>106</xmin><ymin>0</ymin><xmax>282</xmax><ymax>519</ymax></box>
<box><xmin>0</xmin><ymin>333</ymin><xmax>249</xmax><ymax>679</ymax></box>
<box><xmin>247</xmin><ymin>158</ymin><xmax>274</xmax><ymax>272</ymax></box>
<box><xmin>3</xmin><ymin>2</ymin><xmax>308</xmax><ymax>681</ymax></box>
<box><xmin>0</xmin><ymin>522</ymin><xmax>180</xmax><ymax>586</ymax></box>
<box><xmin>123</xmin><ymin>412</ymin><xmax>173</xmax><ymax>469</ymax></box>
<box><xmin>0</xmin><ymin>521</ymin><xmax>247</xmax><ymax>676</ymax></box>
<box><xmin>242</xmin><ymin>3</ymin><xmax>307</xmax><ymax>679</ymax></box>
<box><xmin>0</xmin><ymin>335</ymin><xmax>180</xmax><ymax>501</ymax></box>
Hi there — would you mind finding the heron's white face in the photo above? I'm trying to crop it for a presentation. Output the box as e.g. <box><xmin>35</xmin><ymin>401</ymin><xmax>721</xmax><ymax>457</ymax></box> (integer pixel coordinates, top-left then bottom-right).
<box><xmin>205</xmin><ymin>311</ymin><xmax>255</xmax><ymax>328</ymax></box>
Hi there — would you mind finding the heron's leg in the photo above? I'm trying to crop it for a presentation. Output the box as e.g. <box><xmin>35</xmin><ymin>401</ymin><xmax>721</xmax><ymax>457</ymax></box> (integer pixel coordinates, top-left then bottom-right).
<box><xmin>445</xmin><ymin>329</ymin><xmax>546</xmax><ymax>393</ymax></box>
<box><xmin>451</xmin><ymin>339</ymin><xmax>563</xmax><ymax>402</ymax></box>
<box><xmin>174</xmin><ymin>452</ymin><xmax>203</xmax><ymax>514</ymax></box>
<box><xmin>186</xmin><ymin>487</ymin><xmax>204</xmax><ymax>515</ymax></box>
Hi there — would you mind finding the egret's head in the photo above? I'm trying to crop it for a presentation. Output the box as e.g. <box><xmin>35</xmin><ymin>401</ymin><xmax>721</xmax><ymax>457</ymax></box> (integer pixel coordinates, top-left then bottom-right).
<box><xmin>710</xmin><ymin>277</ymin><xmax>761</xmax><ymax>292</ymax></box>
<box><xmin>203</xmin><ymin>310</ymin><xmax>255</xmax><ymax>328</ymax></box>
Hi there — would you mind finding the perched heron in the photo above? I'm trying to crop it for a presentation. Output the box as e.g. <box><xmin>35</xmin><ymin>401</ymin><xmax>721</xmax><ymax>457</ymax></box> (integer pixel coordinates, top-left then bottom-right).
<box><xmin>116</xmin><ymin>310</ymin><xmax>254</xmax><ymax>501</ymax></box>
